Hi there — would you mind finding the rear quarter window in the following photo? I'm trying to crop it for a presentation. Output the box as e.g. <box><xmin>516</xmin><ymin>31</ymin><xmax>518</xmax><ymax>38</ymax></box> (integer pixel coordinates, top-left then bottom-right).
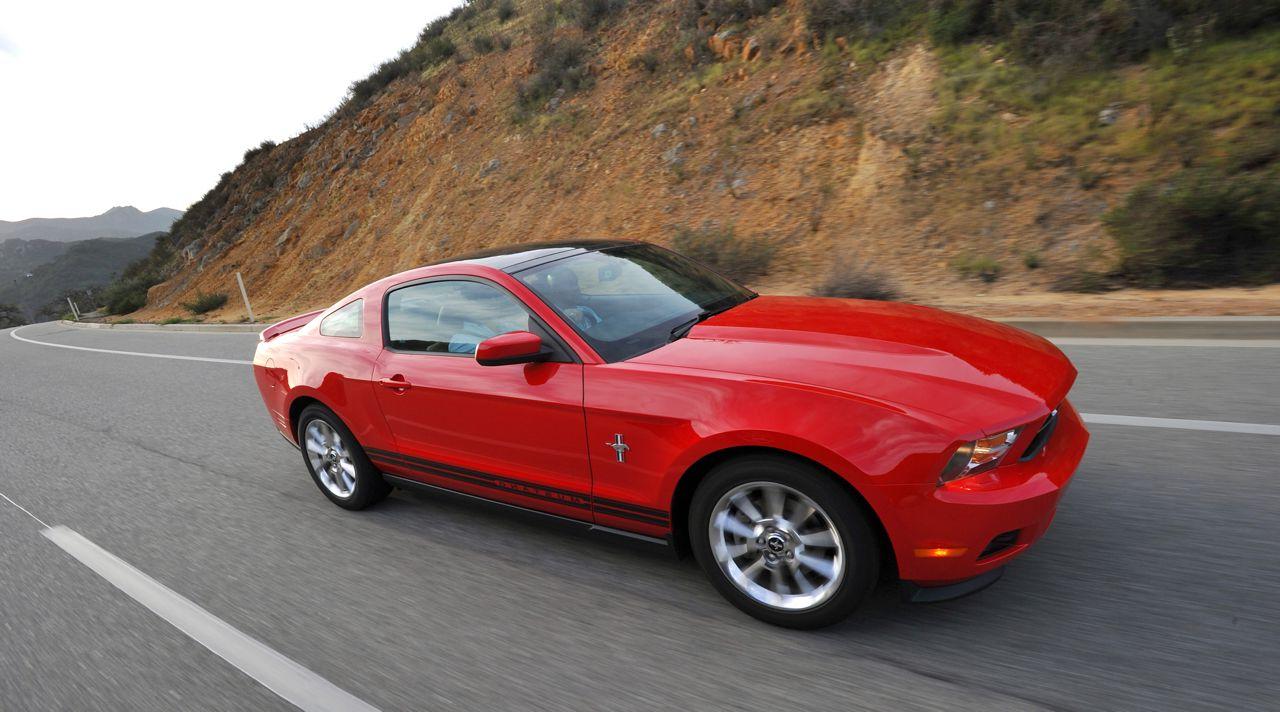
<box><xmin>319</xmin><ymin>299</ymin><xmax>363</xmax><ymax>338</ymax></box>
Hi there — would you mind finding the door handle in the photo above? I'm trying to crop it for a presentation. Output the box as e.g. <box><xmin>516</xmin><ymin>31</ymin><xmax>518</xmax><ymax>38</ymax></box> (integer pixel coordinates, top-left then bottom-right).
<box><xmin>378</xmin><ymin>377</ymin><xmax>412</xmax><ymax>391</ymax></box>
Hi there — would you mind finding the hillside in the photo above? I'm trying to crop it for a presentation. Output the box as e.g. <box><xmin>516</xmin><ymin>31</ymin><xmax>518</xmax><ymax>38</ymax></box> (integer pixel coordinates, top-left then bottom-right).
<box><xmin>126</xmin><ymin>0</ymin><xmax>1280</xmax><ymax>321</ymax></box>
<box><xmin>0</xmin><ymin>238</ymin><xmax>69</xmax><ymax>284</ymax></box>
<box><xmin>0</xmin><ymin>206</ymin><xmax>182</xmax><ymax>243</ymax></box>
<box><xmin>0</xmin><ymin>234</ymin><xmax>159</xmax><ymax>319</ymax></box>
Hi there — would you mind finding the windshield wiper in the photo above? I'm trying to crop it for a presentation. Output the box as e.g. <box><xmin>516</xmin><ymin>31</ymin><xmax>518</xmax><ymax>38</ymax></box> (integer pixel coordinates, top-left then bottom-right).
<box><xmin>668</xmin><ymin>300</ymin><xmax>744</xmax><ymax>342</ymax></box>
<box><xmin>669</xmin><ymin>314</ymin><xmax>703</xmax><ymax>341</ymax></box>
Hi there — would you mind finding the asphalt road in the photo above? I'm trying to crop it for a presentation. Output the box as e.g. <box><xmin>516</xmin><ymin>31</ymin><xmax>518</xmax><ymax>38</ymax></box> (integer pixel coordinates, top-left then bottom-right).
<box><xmin>1</xmin><ymin>321</ymin><xmax>1276</xmax><ymax>711</ymax></box>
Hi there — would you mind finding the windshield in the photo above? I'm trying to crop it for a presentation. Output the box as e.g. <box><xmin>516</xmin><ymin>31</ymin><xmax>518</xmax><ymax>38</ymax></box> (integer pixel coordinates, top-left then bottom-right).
<box><xmin>517</xmin><ymin>243</ymin><xmax>754</xmax><ymax>362</ymax></box>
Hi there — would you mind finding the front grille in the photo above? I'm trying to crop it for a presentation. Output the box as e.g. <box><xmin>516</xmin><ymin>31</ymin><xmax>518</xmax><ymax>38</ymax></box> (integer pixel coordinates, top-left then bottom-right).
<box><xmin>979</xmin><ymin>530</ymin><xmax>1020</xmax><ymax>559</ymax></box>
<box><xmin>1019</xmin><ymin>407</ymin><xmax>1060</xmax><ymax>461</ymax></box>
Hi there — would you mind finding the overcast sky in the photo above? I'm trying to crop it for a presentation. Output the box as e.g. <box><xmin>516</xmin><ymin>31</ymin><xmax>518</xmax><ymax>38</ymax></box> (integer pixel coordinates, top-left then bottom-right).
<box><xmin>0</xmin><ymin>1</ymin><xmax>461</xmax><ymax>222</ymax></box>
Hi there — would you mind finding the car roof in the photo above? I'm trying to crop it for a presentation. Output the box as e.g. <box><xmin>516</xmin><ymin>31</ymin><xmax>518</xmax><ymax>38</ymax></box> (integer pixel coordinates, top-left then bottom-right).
<box><xmin>431</xmin><ymin>239</ymin><xmax>643</xmax><ymax>273</ymax></box>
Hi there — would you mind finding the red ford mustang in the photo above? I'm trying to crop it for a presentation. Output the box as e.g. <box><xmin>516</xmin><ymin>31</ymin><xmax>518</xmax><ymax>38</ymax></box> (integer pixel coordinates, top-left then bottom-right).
<box><xmin>253</xmin><ymin>240</ymin><xmax>1087</xmax><ymax>628</ymax></box>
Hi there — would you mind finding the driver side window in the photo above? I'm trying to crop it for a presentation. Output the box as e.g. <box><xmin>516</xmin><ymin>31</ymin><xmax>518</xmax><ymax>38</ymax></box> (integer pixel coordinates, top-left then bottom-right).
<box><xmin>385</xmin><ymin>280</ymin><xmax>534</xmax><ymax>355</ymax></box>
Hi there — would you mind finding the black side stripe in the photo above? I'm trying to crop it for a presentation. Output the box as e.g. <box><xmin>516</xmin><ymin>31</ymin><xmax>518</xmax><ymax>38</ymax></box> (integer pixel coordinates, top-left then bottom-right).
<box><xmin>592</xmin><ymin>498</ymin><xmax>670</xmax><ymax>520</ymax></box>
<box><xmin>592</xmin><ymin>505</ymin><xmax>669</xmax><ymax>528</ymax></box>
<box><xmin>368</xmin><ymin>452</ymin><xmax>591</xmax><ymax>511</ymax></box>
<box><xmin>368</xmin><ymin>448</ymin><xmax>592</xmax><ymax>504</ymax></box>
<box><xmin>366</xmin><ymin>447</ymin><xmax>670</xmax><ymax>525</ymax></box>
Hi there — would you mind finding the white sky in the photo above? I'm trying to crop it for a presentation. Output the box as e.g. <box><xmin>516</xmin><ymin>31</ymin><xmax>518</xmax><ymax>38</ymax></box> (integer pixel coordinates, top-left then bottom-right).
<box><xmin>0</xmin><ymin>1</ymin><xmax>461</xmax><ymax>221</ymax></box>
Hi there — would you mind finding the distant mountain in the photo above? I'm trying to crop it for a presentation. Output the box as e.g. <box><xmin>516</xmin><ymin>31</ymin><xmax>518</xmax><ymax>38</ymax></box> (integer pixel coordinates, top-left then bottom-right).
<box><xmin>0</xmin><ymin>233</ymin><xmax>161</xmax><ymax>319</ymax></box>
<box><xmin>0</xmin><ymin>206</ymin><xmax>182</xmax><ymax>243</ymax></box>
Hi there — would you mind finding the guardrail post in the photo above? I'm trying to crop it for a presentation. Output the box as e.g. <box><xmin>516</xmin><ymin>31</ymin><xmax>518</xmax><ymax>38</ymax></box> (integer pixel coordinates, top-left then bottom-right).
<box><xmin>236</xmin><ymin>272</ymin><xmax>256</xmax><ymax>324</ymax></box>
<box><xmin>67</xmin><ymin>297</ymin><xmax>80</xmax><ymax>321</ymax></box>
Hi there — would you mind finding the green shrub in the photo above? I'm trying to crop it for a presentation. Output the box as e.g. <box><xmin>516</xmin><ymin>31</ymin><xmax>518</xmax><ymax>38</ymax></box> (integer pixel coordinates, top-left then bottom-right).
<box><xmin>928</xmin><ymin>0</ymin><xmax>1280</xmax><ymax>66</ymax></box>
<box><xmin>632</xmin><ymin>49</ymin><xmax>661</xmax><ymax>73</ymax></box>
<box><xmin>419</xmin><ymin>15</ymin><xmax>450</xmax><ymax>42</ymax></box>
<box><xmin>1106</xmin><ymin>167</ymin><xmax>1280</xmax><ymax>287</ymax></box>
<box><xmin>103</xmin><ymin>279</ymin><xmax>150</xmax><ymax>314</ymax></box>
<box><xmin>952</xmin><ymin>254</ymin><xmax>1003</xmax><ymax>282</ymax></box>
<box><xmin>1049</xmin><ymin>269</ymin><xmax>1117</xmax><ymax>293</ymax></box>
<box><xmin>569</xmin><ymin>0</ymin><xmax>626</xmax><ymax>29</ymax></box>
<box><xmin>242</xmin><ymin>140</ymin><xmax>276</xmax><ymax>163</ymax></box>
<box><xmin>516</xmin><ymin>36</ymin><xmax>592</xmax><ymax>115</ymax></box>
<box><xmin>804</xmin><ymin>0</ymin><xmax>921</xmax><ymax>39</ymax></box>
<box><xmin>927</xmin><ymin>0</ymin><xmax>984</xmax><ymax>45</ymax></box>
<box><xmin>472</xmin><ymin>35</ymin><xmax>496</xmax><ymax>54</ymax></box>
<box><xmin>1022</xmin><ymin>252</ymin><xmax>1042</xmax><ymax>269</ymax></box>
<box><xmin>455</xmin><ymin>1</ymin><xmax>479</xmax><ymax>24</ymax></box>
<box><xmin>102</xmin><ymin>233</ymin><xmax>176</xmax><ymax>315</ymax></box>
<box><xmin>348</xmin><ymin>36</ymin><xmax>456</xmax><ymax>107</ymax></box>
<box><xmin>181</xmin><ymin>291</ymin><xmax>228</xmax><ymax>315</ymax></box>
<box><xmin>497</xmin><ymin>0</ymin><xmax>517</xmax><ymax>21</ymax></box>
<box><xmin>0</xmin><ymin>303</ymin><xmax>26</xmax><ymax>328</ymax></box>
<box><xmin>811</xmin><ymin>260</ymin><xmax>900</xmax><ymax>300</ymax></box>
<box><xmin>681</xmin><ymin>0</ymin><xmax>783</xmax><ymax>29</ymax></box>
<box><xmin>672</xmin><ymin>224</ymin><xmax>775</xmax><ymax>282</ymax></box>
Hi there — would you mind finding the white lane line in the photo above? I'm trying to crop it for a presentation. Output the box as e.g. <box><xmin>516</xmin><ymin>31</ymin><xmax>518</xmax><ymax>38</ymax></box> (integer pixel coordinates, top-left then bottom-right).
<box><xmin>41</xmin><ymin>526</ymin><xmax>381</xmax><ymax>712</ymax></box>
<box><xmin>0</xmin><ymin>489</ymin><xmax>52</xmax><ymax>528</ymax></box>
<box><xmin>10</xmin><ymin>325</ymin><xmax>252</xmax><ymax>365</ymax></box>
<box><xmin>1081</xmin><ymin>413</ymin><xmax>1280</xmax><ymax>436</ymax></box>
<box><xmin>1051</xmin><ymin>337</ymin><xmax>1280</xmax><ymax>347</ymax></box>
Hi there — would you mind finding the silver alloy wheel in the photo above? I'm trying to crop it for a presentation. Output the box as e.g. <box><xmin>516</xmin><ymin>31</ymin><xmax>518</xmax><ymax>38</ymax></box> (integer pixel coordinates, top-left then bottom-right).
<box><xmin>304</xmin><ymin>419</ymin><xmax>357</xmax><ymax>499</ymax></box>
<box><xmin>708</xmin><ymin>481</ymin><xmax>845</xmax><ymax>611</ymax></box>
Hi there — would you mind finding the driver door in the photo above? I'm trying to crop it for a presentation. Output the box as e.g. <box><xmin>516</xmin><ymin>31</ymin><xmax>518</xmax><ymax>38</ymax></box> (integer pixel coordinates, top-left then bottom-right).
<box><xmin>369</xmin><ymin>278</ymin><xmax>593</xmax><ymax>521</ymax></box>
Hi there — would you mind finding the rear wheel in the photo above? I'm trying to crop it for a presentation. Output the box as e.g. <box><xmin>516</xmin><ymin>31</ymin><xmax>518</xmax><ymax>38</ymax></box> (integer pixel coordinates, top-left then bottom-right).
<box><xmin>689</xmin><ymin>455</ymin><xmax>878</xmax><ymax>629</ymax></box>
<box><xmin>297</xmin><ymin>404</ymin><xmax>390</xmax><ymax>510</ymax></box>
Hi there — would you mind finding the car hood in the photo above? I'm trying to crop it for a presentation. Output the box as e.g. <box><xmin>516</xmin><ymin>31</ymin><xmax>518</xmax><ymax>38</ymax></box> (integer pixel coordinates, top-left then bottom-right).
<box><xmin>631</xmin><ymin>296</ymin><xmax>1075</xmax><ymax>435</ymax></box>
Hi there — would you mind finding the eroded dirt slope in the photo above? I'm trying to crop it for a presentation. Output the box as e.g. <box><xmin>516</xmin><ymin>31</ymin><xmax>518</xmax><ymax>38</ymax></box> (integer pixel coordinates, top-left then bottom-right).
<box><xmin>137</xmin><ymin>1</ymin><xmax>1276</xmax><ymax>321</ymax></box>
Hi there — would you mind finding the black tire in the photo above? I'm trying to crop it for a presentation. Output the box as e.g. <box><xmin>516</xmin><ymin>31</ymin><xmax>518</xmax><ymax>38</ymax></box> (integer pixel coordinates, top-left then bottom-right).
<box><xmin>689</xmin><ymin>454</ymin><xmax>879</xmax><ymax>629</ymax></box>
<box><xmin>296</xmin><ymin>404</ymin><xmax>390</xmax><ymax>510</ymax></box>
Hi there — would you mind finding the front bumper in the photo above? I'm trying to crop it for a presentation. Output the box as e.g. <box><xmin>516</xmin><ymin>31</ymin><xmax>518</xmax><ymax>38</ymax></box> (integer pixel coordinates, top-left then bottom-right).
<box><xmin>875</xmin><ymin>400</ymin><xmax>1090</xmax><ymax>587</ymax></box>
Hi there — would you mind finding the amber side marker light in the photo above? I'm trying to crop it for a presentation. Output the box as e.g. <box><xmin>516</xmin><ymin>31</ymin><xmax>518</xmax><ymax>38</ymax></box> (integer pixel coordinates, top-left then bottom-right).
<box><xmin>914</xmin><ymin>547</ymin><xmax>969</xmax><ymax>558</ymax></box>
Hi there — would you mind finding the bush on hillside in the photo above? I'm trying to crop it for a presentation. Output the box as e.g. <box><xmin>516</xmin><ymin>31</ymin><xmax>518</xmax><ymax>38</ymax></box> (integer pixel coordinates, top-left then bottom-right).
<box><xmin>952</xmin><ymin>254</ymin><xmax>1003</xmax><ymax>283</ymax></box>
<box><xmin>632</xmin><ymin>49</ymin><xmax>661</xmax><ymax>73</ymax></box>
<box><xmin>0</xmin><ymin>303</ymin><xmax>26</xmax><ymax>328</ymax></box>
<box><xmin>1106</xmin><ymin>167</ymin><xmax>1280</xmax><ymax>287</ymax></box>
<box><xmin>672</xmin><ymin>224</ymin><xmax>775</xmax><ymax>282</ymax></box>
<box><xmin>181</xmin><ymin>291</ymin><xmax>228</xmax><ymax>315</ymax></box>
<box><xmin>927</xmin><ymin>0</ymin><xmax>1280</xmax><ymax>65</ymax></box>
<box><xmin>812</xmin><ymin>260</ymin><xmax>900</xmax><ymax>300</ymax></box>
<box><xmin>680</xmin><ymin>0</ymin><xmax>782</xmax><ymax>29</ymax></box>
<box><xmin>516</xmin><ymin>35</ymin><xmax>592</xmax><ymax>115</ymax></box>
<box><xmin>348</xmin><ymin>36</ymin><xmax>456</xmax><ymax>108</ymax></box>
<box><xmin>472</xmin><ymin>34</ymin><xmax>496</xmax><ymax>54</ymax></box>
<box><xmin>1049</xmin><ymin>269</ymin><xmax>1118</xmax><ymax>293</ymax></box>
<box><xmin>101</xmin><ymin>234</ymin><xmax>177</xmax><ymax>315</ymax></box>
<box><xmin>242</xmin><ymin>140</ymin><xmax>276</xmax><ymax>163</ymax></box>
<box><xmin>570</xmin><ymin>0</ymin><xmax>627</xmax><ymax>30</ymax></box>
<box><xmin>419</xmin><ymin>15</ymin><xmax>450</xmax><ymax>41</ymax></box>
<box><xmin>804</xmin><ymin>0</ymin><xmax>920</xmax><ymax>39</ymax></box>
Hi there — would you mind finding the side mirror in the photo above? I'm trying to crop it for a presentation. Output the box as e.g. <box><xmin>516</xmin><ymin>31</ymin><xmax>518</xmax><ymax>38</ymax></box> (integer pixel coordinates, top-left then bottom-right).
<box><xmin>475</xmin><ymin>331</ymin><xmax>550</xmax><ymax>366</ymax></box>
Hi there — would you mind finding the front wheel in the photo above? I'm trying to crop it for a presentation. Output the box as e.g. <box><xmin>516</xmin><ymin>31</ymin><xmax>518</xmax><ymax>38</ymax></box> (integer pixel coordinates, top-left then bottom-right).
<box><xmin>297</xmin><ymin>404</ymin><xmax>390</xmax><ymax>510</ymax></box>
<box><xmin>689</xmin><ymin>455</ymin><xmax>879</xmax><ymax>629</ymax></box>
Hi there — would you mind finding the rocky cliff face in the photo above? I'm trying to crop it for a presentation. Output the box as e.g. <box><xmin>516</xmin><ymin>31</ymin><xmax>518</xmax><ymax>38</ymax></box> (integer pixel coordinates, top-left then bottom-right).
<box><xmin>136</xmin><ymin>0</ymin><xmax>1274</xmax><ymax>321</ymax></box>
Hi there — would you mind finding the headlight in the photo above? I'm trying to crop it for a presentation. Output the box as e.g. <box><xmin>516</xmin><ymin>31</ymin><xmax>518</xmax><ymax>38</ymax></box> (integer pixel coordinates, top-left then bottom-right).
<box><xmin>938</xmin><ymin>428</ymin><xmax>1021</xmax><ymax>485</ymax></box>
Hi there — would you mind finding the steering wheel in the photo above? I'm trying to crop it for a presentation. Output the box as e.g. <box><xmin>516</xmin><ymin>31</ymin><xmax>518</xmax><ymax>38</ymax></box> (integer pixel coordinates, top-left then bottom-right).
<box><xmin>564</xmin><ymin>305</ymin><xmax>603</xmax><ymax>330</ymax></box>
